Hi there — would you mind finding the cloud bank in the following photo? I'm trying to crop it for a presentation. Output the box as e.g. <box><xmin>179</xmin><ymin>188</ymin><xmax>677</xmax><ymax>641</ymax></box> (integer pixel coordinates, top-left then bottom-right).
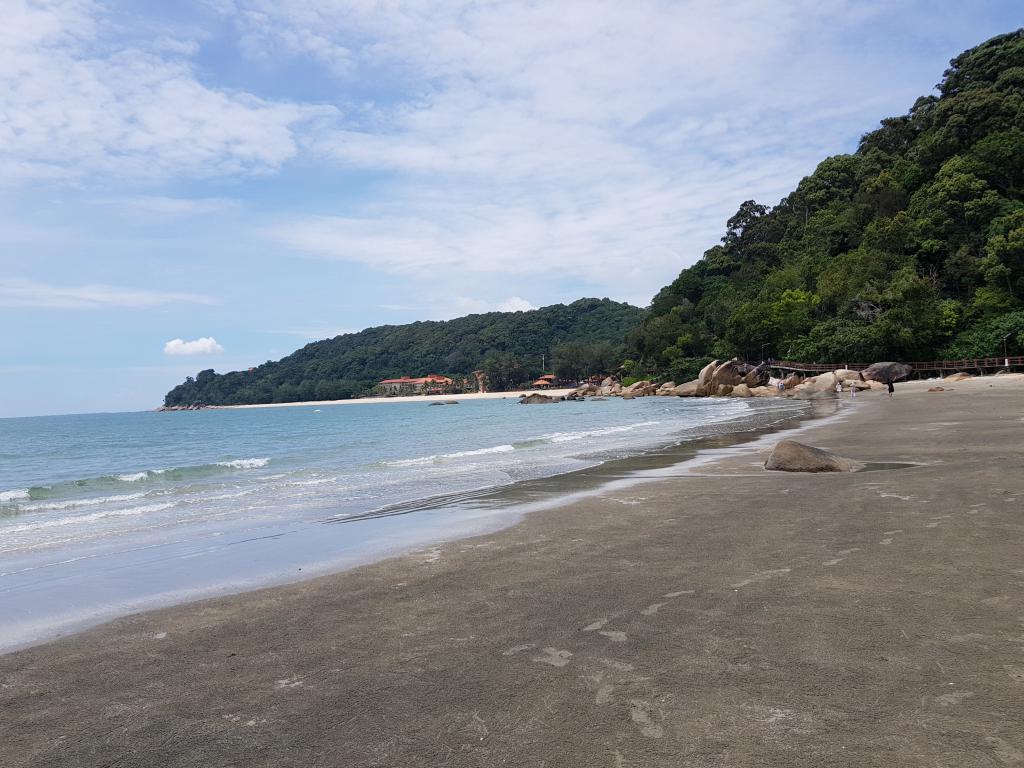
<box><xmin>0</xmin><ymin>278</ymin><xmax>216</xmax><ymax>310</ymax></box>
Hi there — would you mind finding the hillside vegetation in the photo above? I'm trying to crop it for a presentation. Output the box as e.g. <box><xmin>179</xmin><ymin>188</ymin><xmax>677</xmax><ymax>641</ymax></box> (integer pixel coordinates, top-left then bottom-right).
<box><xmin>164</xmin><ymin>299</ymin><xmax>643</xmax><ymax>405</ymax></box>
<box><xmin>630</xmin><ymin>30</ymin><xmax>1024</xmax><ymax>383</ymax></box>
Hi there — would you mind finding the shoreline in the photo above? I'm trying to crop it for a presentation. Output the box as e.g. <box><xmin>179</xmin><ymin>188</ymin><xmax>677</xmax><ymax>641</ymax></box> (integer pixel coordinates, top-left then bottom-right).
<box><xmin>207</xmin><ymin>388</ymin><xmax>576</xmax><ymax>409</ymax></box>
<box><xmin>5</xmin><ymin>377</ymin><xmax>1024</xmax><ymax>766</ymax></box>
<box><xmin>1</xmin><ymin>397</ymin><xmax>821</xmax><ymax>655</ymax></box>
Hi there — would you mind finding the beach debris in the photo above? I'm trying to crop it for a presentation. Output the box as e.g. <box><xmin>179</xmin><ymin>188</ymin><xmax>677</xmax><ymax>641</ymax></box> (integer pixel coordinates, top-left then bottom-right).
<box><xmin>927</xmin><ymin>386</ymin><xmax>946</xmax><ymax>392</ymax></box>
<box><xmin>764</xmin><ymin>440</ymin><xmax>864</xmax><ymax>473</ymax></box>
<box><xmin>944</xmin><ymin>372</ymin><xmax>973</xmax><ymax>381</ymax></box>
<box><xmin>862</xmin><ymin>361</ymin><xmax>913</xmax><ymax>384</ymax></box>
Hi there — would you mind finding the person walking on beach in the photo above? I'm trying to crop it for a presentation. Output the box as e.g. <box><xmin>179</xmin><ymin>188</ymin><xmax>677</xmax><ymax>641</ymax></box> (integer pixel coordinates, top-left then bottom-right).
<box><xmin>887</xmin><ymin>381</ymin><xmax>895</xmax><ymax>398</ymax></box>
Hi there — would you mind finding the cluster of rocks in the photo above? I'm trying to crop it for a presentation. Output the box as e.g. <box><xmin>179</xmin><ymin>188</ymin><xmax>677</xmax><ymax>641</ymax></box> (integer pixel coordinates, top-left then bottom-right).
<box><xmin>156</xmin><ymin>403</ymin><xmax>209</xmax><ymax>411</ymax></box>
<box><xmin>551</xmin><ymin>359</ymin><xmax>891</xmax><ymax>404</ymax></box>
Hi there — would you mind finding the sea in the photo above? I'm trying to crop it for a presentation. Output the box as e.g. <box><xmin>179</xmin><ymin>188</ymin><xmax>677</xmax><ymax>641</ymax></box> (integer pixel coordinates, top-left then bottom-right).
<box><xmin>0</xmin><ymin>396</ymin><xmax>810</xmax><ymax>650</ymax></box>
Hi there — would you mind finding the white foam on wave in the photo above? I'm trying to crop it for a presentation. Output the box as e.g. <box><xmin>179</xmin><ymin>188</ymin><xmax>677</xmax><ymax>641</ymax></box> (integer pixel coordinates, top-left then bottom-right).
<box><xmin>20</xmin><ymin>491</ymin><xmax>149</xmax><ymax>512</ymax></box>
<box><xmin>444</xmin><ymin>445</ymin><xmax>515</xmax><ymax>459</ymax></box>
<box><xmin>117</xmin><ymin>472</ymin><xmax>150</xmax><ymax>483</ymax></box>
<box><xmin>386</xmin><ymin>444</ymin><xmax>516</xmax><ymax>467</ymax></box>
<box><xmin>544</xmin><ymin>421</ymin><xmax>661</xmax><ymax>443</ymax></box>
<box><xmin>4</xmin><ymin>502</ymin><xmax>176</xmax><ymax>534</ymax></box>
<box><xmin>287</xmin><ymin>477</ymin><xmax>339</xmax><ymax>487</ymax></box>
<box><xmin>216</xmin><ymin>458</ymin><xmax>270</xmax><ymax>469</ymax></box>
<box><xmin>0</xmin><ymin>489</ymin><xmax>30</xmax><ymax>503</ymax></box>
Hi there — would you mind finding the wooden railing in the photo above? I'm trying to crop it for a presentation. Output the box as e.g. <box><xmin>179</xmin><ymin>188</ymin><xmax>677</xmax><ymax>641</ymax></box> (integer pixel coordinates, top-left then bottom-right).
<box><xmin>771</xmin><ymin>356</ymin><xmax>1024</xmax><ymax>375</ymax></box>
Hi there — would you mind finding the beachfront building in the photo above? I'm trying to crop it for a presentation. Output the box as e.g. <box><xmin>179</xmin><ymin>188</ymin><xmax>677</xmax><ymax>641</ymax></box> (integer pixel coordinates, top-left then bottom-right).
<box><xmin>378</xmin><ymin>375</ymin><xmax>454</xmax><ymax>395</ymax></box>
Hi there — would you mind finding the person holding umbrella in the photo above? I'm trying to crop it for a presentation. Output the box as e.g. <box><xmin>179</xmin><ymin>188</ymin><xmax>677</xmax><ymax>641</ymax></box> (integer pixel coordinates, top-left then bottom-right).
<box><xmin>862</xmin><ymin>362</ymin><xmax>913</xmax><ymax>399</ymax></box>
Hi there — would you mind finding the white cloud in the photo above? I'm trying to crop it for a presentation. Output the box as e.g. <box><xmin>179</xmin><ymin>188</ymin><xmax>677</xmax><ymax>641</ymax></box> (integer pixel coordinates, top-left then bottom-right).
<box><xmin>0</xmin><ymin>0</ymin><xmax>335</xmax><ymax>183</ymax></box>
<box><xmin>238</xmin><ymin>0</ymin><xmax>930</xmax><ymax>300</ymax></box>
<box><xmin>0</xmin><ymin>277</ymin><xmax>216</xmax><ymax>310</ymax></box>
<box><xmin>495</xmin><ymin>297</ymin><xmax>536</xmax><ymax>313</ymax></box>
<box><xmin>163</xmin><ymin>337</ymin><xmax>224</xmax><ymax>356</ymax></box>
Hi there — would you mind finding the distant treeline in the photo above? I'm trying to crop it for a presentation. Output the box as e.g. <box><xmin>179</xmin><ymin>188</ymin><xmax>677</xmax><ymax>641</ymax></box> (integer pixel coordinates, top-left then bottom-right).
<box><xmin>629</xmin><ymin>30</ymin><xmax>1024</xmax><ymax>383</ymax></box>
<box><xmin>163</xmin><ymin>299</ymin><xmax>643</xmax><ymax>406</ymax></box>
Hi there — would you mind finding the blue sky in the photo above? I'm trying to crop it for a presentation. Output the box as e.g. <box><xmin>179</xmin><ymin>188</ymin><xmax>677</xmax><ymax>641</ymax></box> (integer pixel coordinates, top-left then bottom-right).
<box><xmin>1</xmin><ymin>0</ymin><xmax>1021</xmax><ymax>417</ymax></box>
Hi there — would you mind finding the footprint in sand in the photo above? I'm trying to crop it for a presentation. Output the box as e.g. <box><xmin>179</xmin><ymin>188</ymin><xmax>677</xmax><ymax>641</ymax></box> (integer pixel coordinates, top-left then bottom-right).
<box><xmin>824</xmin><ymin>548</ymin><xmax>861</xmax><ymax>566</ymax></box>
<box><xmin>881</xmin><ymin>530</ymin><xmax>903</xmax><ymax>544</ymax></box>
<box><xmin>628</xmin><ymin>700</ymin><xmax>664</xmax><ymax>738</ymax></box>
<box><xmin>935</xmin><ymin>690</ymin><xmax>974</xmax><ymax>706</ymax></box>
<box><xmin>986</xmin><ymin>737</ymin><xmax>1024</xmax><ymax>765</ymax></box>
<box><xmin>583</xmin><ymin>618</ymin><xmax>609</xmax><ymax>632</ymax></box>
<box><xmin>502</xmin><ymin>643</ymin><xmax>535</xmax><ymax>656</ymax></box>
<box><xmin>532</xmin><ymin>647</ymin><xmax>573</xmax><ymax>667</ymax></box>
<box><xmin>1005</xmin><ymin>665</ymin><xmax>1024</xmax><ymax>683</ymax></box>
<box><xmin>598</xmin><ymin>630</ymin><xmax>627</xmax><ymax>642</ymax></box>
<box><xmin>731</xmin><ymin>569</ymin><xmax>791</xmax><ymax>588</ymax></box>
<box><xmin>641</xmin><ymin>603</ymin><xmax>665</xmax><ymax>616</ymax></box>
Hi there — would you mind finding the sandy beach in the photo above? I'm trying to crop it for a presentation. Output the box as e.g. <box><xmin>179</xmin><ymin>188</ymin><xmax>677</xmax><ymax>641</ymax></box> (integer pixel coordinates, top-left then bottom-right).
<box><xmin>214</xmin><ymin>389</ymin><xmax>575</xmax><ymax>409</ymax></box>
<box><xmin>4</xmin><ymin>376</ymin><xmax>1024</xmax><ymax>767</ymax></box>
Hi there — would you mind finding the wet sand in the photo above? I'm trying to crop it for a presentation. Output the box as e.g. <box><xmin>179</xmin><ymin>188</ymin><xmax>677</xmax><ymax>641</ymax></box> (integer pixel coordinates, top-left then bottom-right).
<box><xmin>4</xmin><ymin>376</ymin><xmax>1024</xmax><ymax>767</ymax></box>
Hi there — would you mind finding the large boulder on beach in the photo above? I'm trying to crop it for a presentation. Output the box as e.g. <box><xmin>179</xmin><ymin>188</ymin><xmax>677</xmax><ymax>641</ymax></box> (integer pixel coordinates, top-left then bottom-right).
<box><xmin>764</xmin><ymin>440</ymin><xmax>864</xmax><ymax>473</ymax></box>
<box><xmin>656</xmin><ymin>382</ymin><xmax>676</xmax><ymax>395</ymax></box>
<box><xmin>803</xmin><ymin>372</ymin><xmax>838</xmax><ymax>391</ymax></box>
<box><xmin>730</xmin><ymin>383</ymin><xmax>752</xmax><ymax>397</ymax></box>
<box><xmin>519</xmin><ymin>393</ymin><xmax>558</xmax><ymax>404</ymax></box>
<box><xmin>698</xmin><ymin>359</ymin><xmax>719</xmax><ymax>389</ymax></box>
<box><xmin>672</xmin><ymin>379</ymin><xmax>702</xmax><ymax>397</ymax></box>
<box><xmin>944</xmin><ymin>372</ymin><xmax>973</xmax><ymax>382</ymax></box>
<box><xmin>710</xmin><ymin>360</ymin><xmax>744</xmax><ymax>390</ymax></box>
<box><xmin>715</xmin><ymin>384</ymin><xmax>734</xmax><ymax>396</ymax></box>
<box><xmin>833</xmin><ymin>369</ymin><xmax>863</xmax><ymax>382</ymax></box>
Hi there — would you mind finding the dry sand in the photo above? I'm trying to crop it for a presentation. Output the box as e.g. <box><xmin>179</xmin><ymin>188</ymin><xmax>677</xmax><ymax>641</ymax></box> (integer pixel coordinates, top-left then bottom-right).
<box><xmin>4</xmin><ymin>376</ymin><xmax>1024</xmax><ymax>767</ymax></box>
<box><xmin>216</xmin><ymin>389</ymin><xmax>575</xmax><ymax>409</ymax></box>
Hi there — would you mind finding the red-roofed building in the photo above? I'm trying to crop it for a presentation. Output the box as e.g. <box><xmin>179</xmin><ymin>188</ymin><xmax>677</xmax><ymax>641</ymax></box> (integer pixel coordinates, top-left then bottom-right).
<box><xmin>378</xmin><ymin>375</ymin><xmax>453</xmax><ymax>395</ymax></box>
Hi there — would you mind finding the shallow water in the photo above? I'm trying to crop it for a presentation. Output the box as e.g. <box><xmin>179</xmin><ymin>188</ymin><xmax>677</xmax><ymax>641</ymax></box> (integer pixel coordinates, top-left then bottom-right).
<box><xmin>0</xmin><ymin>396</ymin><xmax>809</xmax><ymax>650</ymax></box>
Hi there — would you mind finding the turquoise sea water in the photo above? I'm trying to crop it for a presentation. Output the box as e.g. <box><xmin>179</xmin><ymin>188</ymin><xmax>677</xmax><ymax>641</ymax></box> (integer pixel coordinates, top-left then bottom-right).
<box><xmin>0</xmin><ymin>396</ymin><xmax>804</xmax><ymax>650</ymax></box>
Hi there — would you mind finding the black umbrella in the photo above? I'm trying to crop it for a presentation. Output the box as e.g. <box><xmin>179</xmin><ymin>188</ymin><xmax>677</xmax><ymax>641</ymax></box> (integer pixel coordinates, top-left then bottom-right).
<box><xmin>861</xmin><ymin>361</ymin><xmax>913</xmax><ymax>384</ymax></box>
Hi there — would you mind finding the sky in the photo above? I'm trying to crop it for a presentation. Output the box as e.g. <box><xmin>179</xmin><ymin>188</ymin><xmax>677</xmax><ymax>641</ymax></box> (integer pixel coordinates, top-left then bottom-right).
<box><xmin>1</xmin><ymin>0</ymin><xmax>1021</xmax><ymax>417</ymax></box>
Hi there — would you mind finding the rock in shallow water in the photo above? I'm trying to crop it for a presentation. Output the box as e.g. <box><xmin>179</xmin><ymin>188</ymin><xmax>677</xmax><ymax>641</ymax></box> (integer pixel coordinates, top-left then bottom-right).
<box><xmin>764</xmin><ymin>440</ymin><xmax>863</xmax><ymax>473</ymax></box>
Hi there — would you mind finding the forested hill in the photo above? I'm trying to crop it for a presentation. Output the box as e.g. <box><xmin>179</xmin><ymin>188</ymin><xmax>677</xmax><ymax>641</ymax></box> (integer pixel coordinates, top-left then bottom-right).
<box><xmin>629</xmin><ymin>30</ymin><xmax>1024</xmax><ymax>384</ymax></box>
<box><xmin>164</xmin><ymin>299</ymin><xmax>644</xmax><ymax>405</ymax></box>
